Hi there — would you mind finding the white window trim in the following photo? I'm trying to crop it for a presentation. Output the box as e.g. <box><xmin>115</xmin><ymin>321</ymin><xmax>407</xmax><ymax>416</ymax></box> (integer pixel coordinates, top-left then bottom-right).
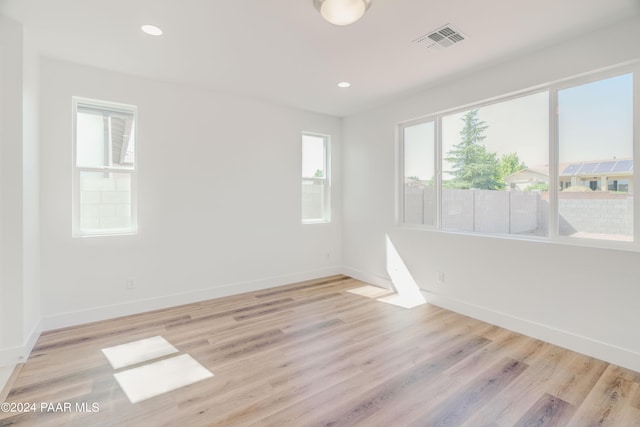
<box><xmin>398</xmin><ymin>116</ymin><xmax>439</xmax><ymax>230</ymax></box>
<box><xmin>72</xmin><ymin>97</ymin><xmax>138</xmax><ymax>237</ymax></box>
<box><xmin>302</xmin><ymin>132</ymin><xmax>331</xmax><ymax>224</ymax></box>
<box><xmin>397</xmin><ymin>60</ymin><xmax>640</xmax><ymax>252</ymax></box>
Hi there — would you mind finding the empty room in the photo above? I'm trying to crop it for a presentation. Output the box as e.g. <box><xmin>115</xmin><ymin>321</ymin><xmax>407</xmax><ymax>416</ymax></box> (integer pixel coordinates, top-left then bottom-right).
<box><xmin>1</xmin><ymin>0</ymin><xmax>640</xmax><ymax>425</ymax></box>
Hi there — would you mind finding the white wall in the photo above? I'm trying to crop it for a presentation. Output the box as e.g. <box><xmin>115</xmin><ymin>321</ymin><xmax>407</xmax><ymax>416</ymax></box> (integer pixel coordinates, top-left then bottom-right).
<box><xmin>0</xmin><ymin>17</ymin><xmax>41</xmax><ymax>372</ymax></box>
<box><xmin>342</xmin><ymin>16</ymin><xmax>640</xmax><ymax>371</ymax></box>
<box><xmin>0</xmin><ymin>15</ymin><xmax>25</xmax><ymax>365</ymax></box>
<box><xmin>22</xmin><ymin>31</ymin><xmax>41</xmax><ymax>354</ymax></box>
<box><xmin>39</xmin><ymin>57</ymin><xmax>342</xmax><ymax>328</ymax></box>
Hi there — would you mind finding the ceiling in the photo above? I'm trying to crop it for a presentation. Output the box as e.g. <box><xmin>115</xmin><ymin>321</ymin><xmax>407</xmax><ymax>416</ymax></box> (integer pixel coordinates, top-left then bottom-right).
<box><xmin>1</xmin><ymin>0</ymin><xmax>639</xmax><ymax>117</ymax></box>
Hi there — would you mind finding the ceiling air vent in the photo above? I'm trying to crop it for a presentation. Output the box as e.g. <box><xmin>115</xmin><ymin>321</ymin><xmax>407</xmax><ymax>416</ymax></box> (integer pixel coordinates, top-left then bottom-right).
<box><xmin>413</xmin><ymin>24</ymin><xmax>466</xmax><ymax>51</ymax></box>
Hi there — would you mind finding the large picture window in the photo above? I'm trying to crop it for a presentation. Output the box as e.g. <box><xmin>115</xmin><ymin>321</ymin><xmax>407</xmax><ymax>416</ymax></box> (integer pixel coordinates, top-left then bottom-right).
<box><xmin>400</xmin><ymin>66</ymin><xmax>636</xmax><ymax>249</ymax></box>
<box><xmin>440</xmin><ymin>92</ymin><xmax>549</xmax><ymax>236</ymax></box>
<box><xmin>73</xmin><ymin>98</ymin><xmax>137</xmax><ymax>236</ymax></box>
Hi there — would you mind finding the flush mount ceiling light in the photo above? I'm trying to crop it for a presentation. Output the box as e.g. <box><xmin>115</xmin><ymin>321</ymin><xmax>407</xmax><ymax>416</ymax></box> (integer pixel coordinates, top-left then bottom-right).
<box><xmin>337</xmin><ymin>81</ymin><xmax>351</xmax><ymax>88</ymax></box>
<box><xmin>313</xmin><ymin>0</ymin><xmax>372</xmax><ymax>26</ymax></box>
<box><xmin>141</xmin><ymin>24</ymin><xmax>163</xmax><ymax>36</ymax></box>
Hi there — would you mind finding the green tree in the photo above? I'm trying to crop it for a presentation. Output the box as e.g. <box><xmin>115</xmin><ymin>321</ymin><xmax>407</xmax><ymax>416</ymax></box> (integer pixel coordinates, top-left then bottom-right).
<box><xmin>524</xmin><ymin>182</ymin><xmax>549</xmax><ymax>192</ymax></box>
<box><xmin>499</xmin><ymin>152</ymin><xmax>526</xmax><ymax>180</ymax></box>
<box><xmin>445</xmin><ymin>109</ymin><xmax>503</xmax><ymax>190</ymax></box>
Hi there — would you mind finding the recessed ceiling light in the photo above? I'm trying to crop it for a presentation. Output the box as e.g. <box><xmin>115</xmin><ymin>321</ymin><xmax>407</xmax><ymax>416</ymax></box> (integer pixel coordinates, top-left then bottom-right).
<box><xmin>337</xmin><ymin>82</ymin><xmax>351</xmax><ymax>88</ymax></box>
<box><xmin>141</xmin><ymin>25</ymin><xmax>163</xmax><ymax>36</ymax></box>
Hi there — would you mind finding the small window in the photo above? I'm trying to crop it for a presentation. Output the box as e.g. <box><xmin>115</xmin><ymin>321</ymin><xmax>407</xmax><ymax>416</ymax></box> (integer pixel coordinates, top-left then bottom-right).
<box><xmin>73</xmin><ymin>98</ymin><xmax>137</xmax><ymax>236</ymax></box>
<box><xmin>302</xmin><ymin>133</ymin><xmax>330</xmax><ymax>223</ymax></box>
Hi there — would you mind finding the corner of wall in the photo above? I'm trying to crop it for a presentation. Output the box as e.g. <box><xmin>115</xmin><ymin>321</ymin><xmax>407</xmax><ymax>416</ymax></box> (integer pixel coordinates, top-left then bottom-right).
<box><xmin>342</xmin><ymin>266</ymin><xmax>393</xmax><ymax>290</ymax></box>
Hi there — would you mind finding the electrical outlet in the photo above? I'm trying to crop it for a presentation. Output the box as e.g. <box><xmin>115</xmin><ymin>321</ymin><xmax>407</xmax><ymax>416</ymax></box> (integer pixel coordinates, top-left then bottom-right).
<box><xmin>126</xmin><ymin>278</ymin><xmax>136</xmax><ymax>290</ymax></box>
<box><xmin>437</xmin><ymin>272</ymin><xmax>445</xmax><ymax>284</ymax></box>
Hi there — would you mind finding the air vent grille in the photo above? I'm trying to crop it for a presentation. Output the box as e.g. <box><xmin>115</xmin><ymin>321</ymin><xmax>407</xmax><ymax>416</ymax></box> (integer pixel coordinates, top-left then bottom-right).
<box><xmin>413</xmin><ymin>24</ymin><xmax>466</xmax><ymax>51</ymax></box>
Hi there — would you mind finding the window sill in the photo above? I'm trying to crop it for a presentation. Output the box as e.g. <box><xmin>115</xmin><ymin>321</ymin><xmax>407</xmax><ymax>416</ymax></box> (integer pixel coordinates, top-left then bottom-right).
<box><xmin>302</xmin><ymin>219</ymin><xmax>331</xmax><ymax>225</ymax></box>
<box><xmin>73</xmin><ymin>230</ymin><xmax>138</xmax><ymax>238</ymax></box>
<box><xmin>399</xmin><ymin>223</ymin><xmax>639</xmax><ymax>252</ymax></box>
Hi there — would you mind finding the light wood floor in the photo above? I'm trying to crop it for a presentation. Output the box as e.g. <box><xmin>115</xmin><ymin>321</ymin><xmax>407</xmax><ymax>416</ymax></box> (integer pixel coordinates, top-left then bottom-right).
<box><xmin>2</xmin><ymin>275</ymin><xmax>640</xmax><ymax>426</ymax></box>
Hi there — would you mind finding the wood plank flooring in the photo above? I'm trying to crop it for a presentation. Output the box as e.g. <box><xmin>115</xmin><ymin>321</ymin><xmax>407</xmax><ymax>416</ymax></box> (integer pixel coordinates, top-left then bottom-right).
<box><xmin>1</xmin><ymin>275</ymin><xmax>639</xmax><ymax>426</ymax></box>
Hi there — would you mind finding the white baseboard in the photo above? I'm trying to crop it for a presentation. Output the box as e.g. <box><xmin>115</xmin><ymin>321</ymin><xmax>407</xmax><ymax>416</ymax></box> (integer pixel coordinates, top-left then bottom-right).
<box><xmin>341</xmin><ymin>266</ymin><xmax>393</xmax><ymax>290</ymax></box>
<box><xmin>23</xmin><ymin>320</ymin><xmax>43</xmax><ymax>361</ymax></box>
<box><xmin>0</xmin><ymin>319</ymin><xmax>42</xmax><ymax>368</ymax></box>
<box><xmin>423</xmin><ymin>290</ymin><xmax>640</xmax><ymax>373</ymax></box>
<box><xmin>43</xmin><ymin>267</ymin><xmax>343</xmax><ymax>331</ymax></box>
<box><xmin>0</xmin><ymin>346</ymin><xmax>23</xmax><ymax>369</ymax></box>
<box><xmin>0</xmin><ymin>364</ymin><xmax>16</xmax><ymax>400</ymax></box>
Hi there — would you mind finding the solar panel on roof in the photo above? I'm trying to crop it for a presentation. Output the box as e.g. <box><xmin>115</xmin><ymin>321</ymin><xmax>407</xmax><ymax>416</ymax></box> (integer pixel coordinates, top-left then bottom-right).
<box><xmin>594</xmin><ymin>161</ymin><xmax>616</xmax><ymax>173</ymax></box>
<box><xmin>611</xmin><ymin>160</ymin><xmax>633</xmax><ymax>173</ymax></box>
<box><xmin>561</xmin><ymin>164</ymin><xmax>580</xmax><ymax>175</ymax></box>
<box><xmin>562</xmin><ymin>159</ymin><xmax>633</xmax><ymax>175</ymax></box>
<box><xmin>579</xmin><ymin>163</ymin><xmax>597</xmax><ymax>174</ymax></box>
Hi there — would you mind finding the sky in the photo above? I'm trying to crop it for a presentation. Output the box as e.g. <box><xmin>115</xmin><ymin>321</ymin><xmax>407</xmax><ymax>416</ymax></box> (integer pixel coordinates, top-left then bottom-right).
<box><xmin>302</xmin><ymin>134</ymin><xmax>326</xmax><ymax>178</ymax></box>
<box><xmin>405</xmin><ymin>72</ymin><xmax>633</xmax><ymax>180</ymax></box>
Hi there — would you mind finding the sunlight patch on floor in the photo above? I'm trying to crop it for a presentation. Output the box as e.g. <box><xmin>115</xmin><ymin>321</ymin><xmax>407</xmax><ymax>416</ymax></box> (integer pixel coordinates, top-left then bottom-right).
<box><xmin>347</xmin><ymin>285</ymin><xmax>394</xmax><ymax>299</ymax></box>
<box><xmin>385</xmin><ymin>235</ymin><xmax>426</xmax><ymax>308</ymax></box>
<box><xmin>102</xmin><ymin>336</ymin><xmax>178</xmax><ymax>369</ymax></box>
<box><xmin>377</xmin><ymin>293</ymin><xmax>427</xmax><ymax>309</ymax></box>
<box><xmin>113</xmin><ymin>354</ymin><xmax>214</xmax><ymax>403</ymax></box>
<box><xmin>102</xmin><ymin>336</ymin><xmax>214</xmax><ymax>404</ymax></box>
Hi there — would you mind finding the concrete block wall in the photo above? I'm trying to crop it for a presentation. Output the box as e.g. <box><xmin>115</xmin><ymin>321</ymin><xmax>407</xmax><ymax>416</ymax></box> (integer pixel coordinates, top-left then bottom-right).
<box><xmin>559</xmin><ymin>198</ymin><xmax>633</xmax><ymax>236</ymax></box>
<box><xmin>406</xmin><ymin>187</ymin><xmax>543</xmax><ymax>235</ymax></box>
<box><xmin>301</xmin><ymin>182</ymin><xmax>325</xmax><ymax>221</ymax></box>
<box><xmin>405</xmin><ymin>185</ymin><xmax>633</xmax><ymax>238</ymax></box>
<box><xmin>79</xmin><ymin>173</ymin><xmax>131</xmax><ymax>231</ymax></box>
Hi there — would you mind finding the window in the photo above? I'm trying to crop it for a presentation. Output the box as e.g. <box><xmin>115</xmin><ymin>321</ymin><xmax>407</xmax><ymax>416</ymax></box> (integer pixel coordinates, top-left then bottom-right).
<box><xmin>399</xmin><ymin>65</ymin><xmax>636</xmax><ymax>248</ymax></box>
<box><xmin>302</xmin><ymin>133</ymin><xmax>330</xmax><ymax>223</ymax></box>
<box><xmin>558</xmin><ymin>73</ymin><xmax>633</xmax><ymax>242</ymax></box>
<box><xmin>440</xmin><ymin>92</ymin><xmax>549</xmax><ymax>236</ymax></box>
<box><xmin>73</xmin><ymin>98</ymin><xmax>137</xmax><ymax>236</ymax></box>
<box><xmin>402</xmin><ymin>121</ymin><xmax>436</xmax><ymax>226</ymax></box>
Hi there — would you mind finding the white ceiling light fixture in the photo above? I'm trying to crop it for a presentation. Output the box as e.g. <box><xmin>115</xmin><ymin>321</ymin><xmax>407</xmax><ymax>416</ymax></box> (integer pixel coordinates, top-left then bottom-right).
<box><xmin>337</xmin><ymin>82</ymin><xmax>351</xmax><ymax>88</ymax></box>
<box><xmin>313</xmin><ymin>0</ymin><xmax>372</xmax><ymax>26</ymax></box>
<box><xmin>141</xmin><ymin>24</ymin><xmax>163</xmax><ymax>36</ymax></box>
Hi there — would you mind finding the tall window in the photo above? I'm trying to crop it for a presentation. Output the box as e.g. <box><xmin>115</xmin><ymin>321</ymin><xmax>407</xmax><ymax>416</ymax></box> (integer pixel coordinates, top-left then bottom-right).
<box><xmin>402</xmin><ymin>121</ymin><xmax>436</xmax><ymax>226</ymax></box>
<box><xmin>400</xmin><ymin>65</ymin><xmax>636</xmax><ymax>249</ymax></box>
<box><xmin>558</xmin><ymin>74</ymin><xmax>634</xmax><ymax>242</ymax></box>
<box><xmin>302</xmin><ymin>133</ymin><xmax>330</xmax><ymax>223</ymax></box>
<box><xmin>73</xmin><ymin>98</ymin><xmax>137</xmax><ymax>236</ymax></box>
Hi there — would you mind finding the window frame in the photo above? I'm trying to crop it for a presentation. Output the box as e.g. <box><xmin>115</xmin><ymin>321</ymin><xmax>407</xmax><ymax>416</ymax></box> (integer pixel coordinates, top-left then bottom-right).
<box><xmin>398</xmin><ymin>117</ymin><xmax>439</xmax><ymax>229</ymax></box>
<box><xmin>301</xmin><ymin>132</ymin><xmax>331</xmax><ymax>224</ymax></box>
<box><xmin>397</xmin><ymin>61</ymin><xmax>640</xmax><ymax>252</ymax></box>
<box><xmin>72</xmin><ymin>97</ymin><xmax>138</xmax><ymax>237</ymax></box>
